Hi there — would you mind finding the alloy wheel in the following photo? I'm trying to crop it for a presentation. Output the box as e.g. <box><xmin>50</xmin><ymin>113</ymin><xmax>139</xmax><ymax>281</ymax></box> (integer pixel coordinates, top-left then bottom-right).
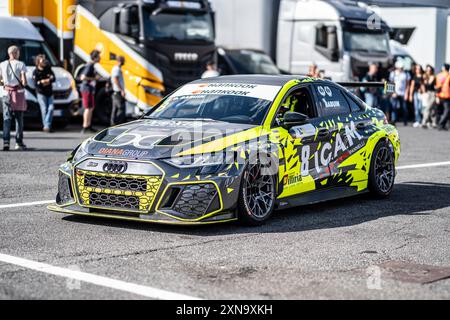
<box><xmin>242</xmin><ymin>163</ymin><xmax>275</xmax><ymax>219</ymax></box>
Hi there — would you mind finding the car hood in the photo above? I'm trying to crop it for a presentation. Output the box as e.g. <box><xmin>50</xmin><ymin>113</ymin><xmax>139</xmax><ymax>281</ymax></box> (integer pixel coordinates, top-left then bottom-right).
<box><xmin>84</xmin><ymin>119</ymin><xmax>257</xmax><ymax>160</ymax></box>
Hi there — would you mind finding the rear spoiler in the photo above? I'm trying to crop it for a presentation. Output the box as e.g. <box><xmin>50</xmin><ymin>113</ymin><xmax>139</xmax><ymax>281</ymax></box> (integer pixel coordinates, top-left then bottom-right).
<box><xmin>337</xmin><ymin>81</ymin><xmax>395</xmax><ymax>95</ymax></box>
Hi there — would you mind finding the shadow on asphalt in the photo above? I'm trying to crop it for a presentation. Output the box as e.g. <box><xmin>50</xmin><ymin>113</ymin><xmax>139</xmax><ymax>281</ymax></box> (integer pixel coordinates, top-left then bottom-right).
<box><xmin>62</xmin><ymin>182</ymin><xmax>450</xmax><ymax>236</ymax></box>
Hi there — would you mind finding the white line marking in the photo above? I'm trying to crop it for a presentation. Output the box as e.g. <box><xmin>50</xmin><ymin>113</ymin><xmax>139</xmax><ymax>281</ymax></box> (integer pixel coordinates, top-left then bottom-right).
<box><xmin>397</xmin><ymin>161</ymin><xmax>450</xmax><ymax>170</ymax></box>
<box><xmin>0</xmin><ymin>253</ymin><xmax>200</xmax><ymax>300</ymax></box>
<box><xmin>0</xmin><ymin>200</ymin><xmax>55</xmax><ymax>209</ymax></box>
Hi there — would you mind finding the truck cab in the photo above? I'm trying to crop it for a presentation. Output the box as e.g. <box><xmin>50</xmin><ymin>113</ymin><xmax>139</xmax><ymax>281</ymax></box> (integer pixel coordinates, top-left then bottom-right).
<box><xmin>75</xmin><ymin>0</ymin><xmax>216</xmax><ymax>118</ymax></box>
<box><xmin>277</xmin><ymin>0</ymin><xmax>393</xmax><ymax>81</ymax></box>
<box><xmin>0</xmin><ymin>17</ymin><xmax>79</xmax><ymax>127</ymax></box>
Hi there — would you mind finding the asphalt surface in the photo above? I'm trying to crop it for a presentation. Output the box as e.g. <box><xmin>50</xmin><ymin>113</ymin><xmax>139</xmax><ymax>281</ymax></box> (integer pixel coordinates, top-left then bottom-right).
<box><xmin>0</xmin><ymin>125</ymin><xmax>449</xmax><ymax>300</ymax></box>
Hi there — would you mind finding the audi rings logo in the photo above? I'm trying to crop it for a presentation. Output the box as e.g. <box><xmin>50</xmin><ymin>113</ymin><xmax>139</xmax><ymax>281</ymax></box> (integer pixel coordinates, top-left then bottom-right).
<box><xmin>103</xmin><ymin>161</ymin><xmax>128</xmax><ymax>174</ymax></box>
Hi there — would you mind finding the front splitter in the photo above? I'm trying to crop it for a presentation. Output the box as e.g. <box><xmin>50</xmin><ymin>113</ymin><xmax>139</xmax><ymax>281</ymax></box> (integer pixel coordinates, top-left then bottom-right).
<box><xmin>48</xmin><ymin>205</ymin><xmax>237</xmax><ymax>226</ymax></box>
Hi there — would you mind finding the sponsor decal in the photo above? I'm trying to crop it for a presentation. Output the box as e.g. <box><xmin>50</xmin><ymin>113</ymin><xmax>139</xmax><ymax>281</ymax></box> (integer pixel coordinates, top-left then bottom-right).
<box><xmin>98</xmin><ymin>148</ymin><xmax>149</xmax><ymax>158</ymax></box>
<box><xmin>283</xmin><ymin>174</ymin><xmax>302</xmax><ymax>186</ymax></box>
<box><xmin>171</xmin><ymin>83</ymin><xmax>281</xmax><ymax>101</ymax></box>
<box><xmin>87</xmin><ymin>161</ymin><xmax>98</xmax><ymax>168</ymax></box>
<box><xmin>317</xmin><ymin>85</ymin><xmax>341</xmax><ymax>108</ymax></box>
<box><xmin>297</xmin><ymin>121</ymin><xmax>364</xmax><ymax>176</ymax></box>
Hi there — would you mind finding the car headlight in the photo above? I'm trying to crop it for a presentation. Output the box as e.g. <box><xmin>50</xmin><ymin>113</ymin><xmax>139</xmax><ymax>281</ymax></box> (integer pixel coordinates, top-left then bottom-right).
<box><xmin>70</xmin><ymin>140</ymin><xmax>90</xmax><ymax>163</ymax></box>
<box><xmin>142</xmin><ymin>85</ymin><xmax>164</xmax><ymax>98</ymax></box>
<box><xmin>163</xmin><ymin>154</ymin><xmax>224</xmax><ymax>168</ymax></box>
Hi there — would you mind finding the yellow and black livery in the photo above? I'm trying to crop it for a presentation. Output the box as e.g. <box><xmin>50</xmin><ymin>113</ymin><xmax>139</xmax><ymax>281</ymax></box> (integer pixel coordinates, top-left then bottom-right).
<box><xmin>49</xmin><ymin>75</ymin><xmax>400</xmax><ymax>226</ymax></box>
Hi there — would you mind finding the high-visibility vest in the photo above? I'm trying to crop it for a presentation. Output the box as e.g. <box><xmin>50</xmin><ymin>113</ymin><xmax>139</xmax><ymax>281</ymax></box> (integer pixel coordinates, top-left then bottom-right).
<box><xmin>437</xmin><ymin>72</ymin><xmax>450</xmax><ymax>99</ymax></box>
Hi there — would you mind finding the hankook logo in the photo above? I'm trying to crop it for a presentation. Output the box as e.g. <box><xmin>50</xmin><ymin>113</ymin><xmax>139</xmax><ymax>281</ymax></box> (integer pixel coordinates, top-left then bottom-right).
<box><xmin>174</xmin><ymin>52</ymin><xmax>199</xmax><ymax>62</ymax></box>
<box><xmin>102</xmin><ymin>161</ymin><xmax>128</xmax><ymax>174</ymax></box>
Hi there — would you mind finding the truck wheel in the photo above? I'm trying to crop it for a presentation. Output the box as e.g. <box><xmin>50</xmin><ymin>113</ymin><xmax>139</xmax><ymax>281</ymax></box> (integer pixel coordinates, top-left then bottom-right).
<box><xmin>94</xmin><ymin>87</ymin><xmax>112</xmax><ymax>126</ymax></box>
<box><xmin>368</xmin><ymin>140</ymin><xmax>396</xmax><ymax>198</ymax></box>
<box><xmin>238</xmin><ymin>162</ymin><xmax>276</xmax><ymax>226</ymax></box>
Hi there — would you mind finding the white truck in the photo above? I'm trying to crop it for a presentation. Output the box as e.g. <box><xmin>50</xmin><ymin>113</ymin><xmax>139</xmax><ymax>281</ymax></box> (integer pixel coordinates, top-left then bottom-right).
<box><xmin>0</xmin><ymin>17</ymin><xmax>79</xmax><ymax>127</ymax></box>
<box><xmin>211</xmin><ymin>0</ymin><xmax>394</xmax><ymax>81</ymax></box>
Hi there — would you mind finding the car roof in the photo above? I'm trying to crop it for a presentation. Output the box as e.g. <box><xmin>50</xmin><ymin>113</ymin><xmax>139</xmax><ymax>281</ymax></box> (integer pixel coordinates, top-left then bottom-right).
<box><xmin>192</xmin><ymin>75</ymin><xmax>314</xmax><ymax>87</ymax></box>
<box><xmin>0</xmin><ymin>17</ymin><xmax>44</xmax><ymax>41</ymax></box>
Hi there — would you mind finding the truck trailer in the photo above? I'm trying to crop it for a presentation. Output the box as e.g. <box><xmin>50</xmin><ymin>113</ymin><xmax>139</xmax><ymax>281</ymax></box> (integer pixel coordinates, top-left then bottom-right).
<box><xmin>211</xmin><ymin>0</ymin><xmax>393</xmax><ymax>81</ymax></box>
<box><xmin>1</xmin><ymin>0</ymin><xmax>216</xmax><ymax>118</ymax></box>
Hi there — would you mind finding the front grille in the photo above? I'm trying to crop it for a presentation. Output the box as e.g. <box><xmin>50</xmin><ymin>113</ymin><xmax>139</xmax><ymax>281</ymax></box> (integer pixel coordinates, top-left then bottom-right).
<box><xmin>54</xmin><ymin>89</ymin><xmax>71</xmax><ymax>100</ymax></box>
<box><xmin>89</xmin><ymin>193</ymin><xmax>140</xmax><ymax>211</ymax></box>
<box><xmin>75</xmin><ymin>169</ymin><xmax>162</xmax><ymax>213</ymax></box>
<box><xmin>84</xmin><ymin>175</ymin><xmax>147</xmax><ymax>192</ymax></box>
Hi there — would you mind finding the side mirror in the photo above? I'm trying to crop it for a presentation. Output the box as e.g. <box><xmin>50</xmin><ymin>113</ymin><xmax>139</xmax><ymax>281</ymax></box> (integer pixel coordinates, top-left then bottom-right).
<box><xmin>282</xmin><ymin>112</ymin><xmax>309</xmax><ymax>129</ymax></box>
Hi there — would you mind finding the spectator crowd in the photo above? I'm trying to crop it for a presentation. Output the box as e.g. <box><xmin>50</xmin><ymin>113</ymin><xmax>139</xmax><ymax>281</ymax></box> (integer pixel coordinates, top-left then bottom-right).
<box><xmin>360</xmin><ymin>60</ymin><xmax>450</xmax><ymax>131</ymax></box>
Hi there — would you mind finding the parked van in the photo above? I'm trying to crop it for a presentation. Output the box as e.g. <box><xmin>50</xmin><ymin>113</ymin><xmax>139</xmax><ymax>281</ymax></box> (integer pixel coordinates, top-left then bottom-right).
<box><xmin>0</xmin><ymin>17</ymin><xmax>79</xmax><ymax>127</ymax></box>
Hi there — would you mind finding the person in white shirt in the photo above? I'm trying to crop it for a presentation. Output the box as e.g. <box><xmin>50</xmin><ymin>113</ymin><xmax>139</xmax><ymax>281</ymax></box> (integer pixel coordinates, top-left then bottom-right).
<box><xmin>0</xmin><ymin>46</ymin><xmax>28</xmax><ymax>151</ymax></box>
<box><xmin>389</xmin><ymin>60</ymin><xmax>411</xmax><ymax>126</ymax></box>
<box><xmin>110</xmin><ymin>56</ymin><xmax>126</xmax><ymax>126</ymax></box>
<box><xmin>201</xmin><ymin>61</ymin><xmax>220</xmax><ymax>79</ymax></box>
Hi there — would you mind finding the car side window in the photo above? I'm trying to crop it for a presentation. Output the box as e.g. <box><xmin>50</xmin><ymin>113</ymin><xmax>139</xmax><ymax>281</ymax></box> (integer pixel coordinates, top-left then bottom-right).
<box><xmin>273</xmin><ymin>86</ymin><xmax>317</xmax><ymax>127</ymax></box>
<box><xmin>314</xmin><ymin>84</ymin><xmax>351</xmax><ymax>117</ymax></box>
<box><xmin>344</xmin><ymin>91</ymin><xmax>365</xmax><ymax>112</ymax></box>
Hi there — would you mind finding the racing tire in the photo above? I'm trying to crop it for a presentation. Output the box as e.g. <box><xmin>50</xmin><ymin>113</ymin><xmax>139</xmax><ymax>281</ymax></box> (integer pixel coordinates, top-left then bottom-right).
<box><xmin>368</xmin><ymin>140</ymin><xmax>396</xmax><ymax>198</ymax></box>
<box><xmin>238</xmin><ymin>162</ymin><xmax>276</xmax><ymax>226</ymax></box>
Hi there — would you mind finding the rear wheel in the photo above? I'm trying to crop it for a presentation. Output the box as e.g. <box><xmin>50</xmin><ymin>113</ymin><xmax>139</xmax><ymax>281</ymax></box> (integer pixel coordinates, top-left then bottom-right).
<box><xmin>238</xmin><ymin>163</ymin><xmax>276</xmax><ymax>226</ymax></box>
<box><xmin>368</xmin><ymin>140</ymin><xmax>396</xmax><ymax>198</ymax></box>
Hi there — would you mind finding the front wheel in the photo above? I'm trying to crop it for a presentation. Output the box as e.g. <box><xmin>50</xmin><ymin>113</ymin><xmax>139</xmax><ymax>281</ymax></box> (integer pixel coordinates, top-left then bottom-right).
<box><xmin>238</xmin><ymin>163</ymin><xmax>276</xmax><ymax>226</ymax></box>
<box><xmin>368</xmin><ymin>140</ymin><xmax>396</xmax><ymax>198</ymax></box>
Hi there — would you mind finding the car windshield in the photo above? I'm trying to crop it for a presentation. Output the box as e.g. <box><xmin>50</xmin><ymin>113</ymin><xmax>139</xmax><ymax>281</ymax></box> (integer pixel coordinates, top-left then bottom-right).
<box><xmin>226</xmin><ymin>50</ymin><xmax>280</xmax><ymax>75</ymax></box>
<box><xmin>143</xmin><ymin>9</ymin><xmax>214</xmax><ymax>42</ymax></box>
<box><xmin>0</xmin><ymin>39</ymin><xmax>58</xmax><ymax>66</ymax></box>
<box><xmin>148</xmin><ymin>94</ymin><xmax>273</xmax><ymax>125</ymax></box>
<box><xmin>343</xmin><ymin>31</ymin><xmax>390</xmax><ymax>53</ymax></box>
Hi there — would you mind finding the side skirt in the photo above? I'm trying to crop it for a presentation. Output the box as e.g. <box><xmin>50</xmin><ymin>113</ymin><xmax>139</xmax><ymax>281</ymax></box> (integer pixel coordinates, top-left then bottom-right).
<box><xmin>275</xmin><ymin>186</ymin><xmax>368</xmax><ymax>210</ymax></box>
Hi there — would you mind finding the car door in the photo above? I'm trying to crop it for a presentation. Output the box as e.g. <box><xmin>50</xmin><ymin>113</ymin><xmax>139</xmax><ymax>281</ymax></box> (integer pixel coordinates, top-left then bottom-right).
<box><xmin>338</xmin><ymin>89</ymin><xmax>374</xmax><ymax>186</ymax></box>
<box><xmin>312</xmin><ymin>84</ymin><xmax>367</xmax><ymax>189</ymax></box>
<box><xmin>270</xmin><ymin>85</ymin><xmax>334</xmax><ymax>199</ymax></box>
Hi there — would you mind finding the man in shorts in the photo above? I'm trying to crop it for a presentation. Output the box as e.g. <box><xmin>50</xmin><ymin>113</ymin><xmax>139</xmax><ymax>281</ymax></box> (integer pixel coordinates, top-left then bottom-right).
<box><xmin>80</xmin><ymin>50</ymin><xmax>101</xmax><ymax>134</ymax></box>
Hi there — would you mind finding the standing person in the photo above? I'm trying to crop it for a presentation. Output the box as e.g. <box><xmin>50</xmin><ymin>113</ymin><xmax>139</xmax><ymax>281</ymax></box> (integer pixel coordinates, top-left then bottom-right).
<box><xmin>307</xmin><ymin>63</ymin><xmax>320</xmax><ymax>78</ymax></box>
<box><xmin>362</xmin><ymin>63</ymin><xmax>382</xmax><ymax>108</ymax></box>
<box><xmin>110</xmin><ymin>56</ymin><xmax>126</xmax><ymax>126</ymax></box>
<box><xmin>389</xmin><ymin>60</ymin><xmax>411</xmax><ymax>126</ymax></box>
<box><xmin>318</xmin><ymin>69</ymin><xmax>326</xmax><ymax>79</ymax></box>
<box><xmin>409</xmin><ymin>64</ymin><xmax>424</xmax><ymax>128</ymax></box>
<box><xmin>80</xmin><ymin>50</ymin><xmax>101</xmax><ymax>134</ymax></box>
<box><xmin>436</xmin><ymin>64</ymin><xmax>450</xmax><ymax>131</ymax></box>
<box><xmin>421</xmin><ymin>65</ymin><xmax>437</xmax><ymax>128</ymax></box>
<box><xmin>201</xmin><ymin>60</ymin><xmax>220</xmax><ymax>79</ymax></box>
<box><xmin>33</xmin><ymin>54</ymin><xmax>55</xmax><ymax>133</ymax></box>
<box><xmin>0</xmin><ymin>46</ymin><xmax>27</xmax><ymax>151</ymax></box>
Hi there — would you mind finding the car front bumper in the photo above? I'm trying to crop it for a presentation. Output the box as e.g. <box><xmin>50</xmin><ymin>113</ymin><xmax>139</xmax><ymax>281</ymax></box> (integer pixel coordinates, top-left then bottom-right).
<box><xmin>50</xmin><ymin>157</ymin><xmax>243</xmax><ymax>225</ymax></box>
